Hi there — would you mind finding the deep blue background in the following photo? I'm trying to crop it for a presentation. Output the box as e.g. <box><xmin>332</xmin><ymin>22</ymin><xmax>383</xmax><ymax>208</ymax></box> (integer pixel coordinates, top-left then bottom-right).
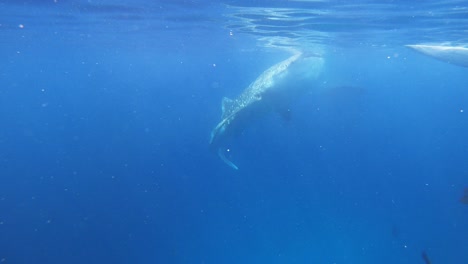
<box><xmin>0</xmin><ymin>1</ymin><xmax>467</xmax><ymax>263</ymax></box>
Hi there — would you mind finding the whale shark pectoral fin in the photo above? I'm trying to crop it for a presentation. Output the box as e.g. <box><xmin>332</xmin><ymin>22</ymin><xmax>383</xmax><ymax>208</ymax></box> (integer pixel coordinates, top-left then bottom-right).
<box><xmin>217</xmin><ymin>148</ymin><xmax>239</xmax><ymax>170</ymax></box>
<box><xmin>221</xmin><ymin>97</ymin><xmax>235</xmax><ymax>118</ymax></box>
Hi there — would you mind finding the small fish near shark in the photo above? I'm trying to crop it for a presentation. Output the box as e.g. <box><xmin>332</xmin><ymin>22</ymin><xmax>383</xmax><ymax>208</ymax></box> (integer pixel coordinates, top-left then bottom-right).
<box><xmin>209</xmin><ymin>52</ymin><xmax>324</xmax><ymax>169</ymax></box>
<box><xmin>460</xmin><ymin>187</ymin><xmax>468</xmax><ymax>204</ymax></box>
<box><xmin>406</xmin><ymin>44</ymin><xmax>468</xmax><ymax>68</ymax></box>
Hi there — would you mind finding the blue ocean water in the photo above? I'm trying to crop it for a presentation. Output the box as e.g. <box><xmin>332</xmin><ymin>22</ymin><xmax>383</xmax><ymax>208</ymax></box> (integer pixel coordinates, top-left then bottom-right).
<box><xmin>0</xmin><ymin>0</ymin><xmax>467</xmax><ymax>263</ymax></box>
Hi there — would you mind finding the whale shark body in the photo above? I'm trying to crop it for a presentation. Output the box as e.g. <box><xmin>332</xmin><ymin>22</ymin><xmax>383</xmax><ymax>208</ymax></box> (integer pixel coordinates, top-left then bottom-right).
<box><xmin>209</xmin><ymin>52</ymin><xmax>324</xmax><ymax>169</ymax></box>
<box><xmin>406</xmin><ymin>44</ymin><xmax>468</xmax><ymax>68</ymax></box>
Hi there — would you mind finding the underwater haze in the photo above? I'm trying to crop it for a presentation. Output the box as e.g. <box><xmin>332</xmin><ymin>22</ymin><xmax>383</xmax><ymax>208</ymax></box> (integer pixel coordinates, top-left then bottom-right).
<box><xmin>0</xmin><ymin>0</ymin><xmax>467</xmax><ymax>263</ymax></box>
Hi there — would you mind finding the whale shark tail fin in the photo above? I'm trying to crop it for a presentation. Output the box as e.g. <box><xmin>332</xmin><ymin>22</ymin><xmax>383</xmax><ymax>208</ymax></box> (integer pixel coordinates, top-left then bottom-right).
<box><xmin>217</xmin><ymin>148</ymin><xmax>239</xmax><ymax>170</ymax></box>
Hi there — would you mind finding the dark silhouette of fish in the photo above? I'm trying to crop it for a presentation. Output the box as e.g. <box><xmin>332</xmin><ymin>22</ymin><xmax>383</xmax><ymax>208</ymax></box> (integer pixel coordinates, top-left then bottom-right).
<box><xmin>391</xmin><ymin>224</ymin><xmax>399</xmax><ymax>239</ymax></box>
<box><xmin>422</xmin><ymin>251</ymin><xmax>432</xmax><ymax>264</ymax></box>
<box><xmin>460</xmin><ymin>188</ymin><xmax>468</xmax><ymax>204</ymax></box>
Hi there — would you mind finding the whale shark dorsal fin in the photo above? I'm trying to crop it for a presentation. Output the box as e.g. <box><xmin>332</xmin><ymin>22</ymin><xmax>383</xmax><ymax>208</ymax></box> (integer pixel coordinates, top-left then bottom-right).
<box><xmin>221</xmin><ymin>97</ymin><xmax>234</xmax><ymax>118</ymax></box>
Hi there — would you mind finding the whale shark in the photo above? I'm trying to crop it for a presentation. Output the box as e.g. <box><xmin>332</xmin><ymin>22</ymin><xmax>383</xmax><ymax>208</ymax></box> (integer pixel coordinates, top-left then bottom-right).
<box><xmin>209</xmin><ymin>52</ymin><xmax>324</xmax><ymax>169</ymax></box>
<box><xmin>406</xmin><ymin>44</ymin><xmax>468</xmax><ymax>68</ymax></box>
